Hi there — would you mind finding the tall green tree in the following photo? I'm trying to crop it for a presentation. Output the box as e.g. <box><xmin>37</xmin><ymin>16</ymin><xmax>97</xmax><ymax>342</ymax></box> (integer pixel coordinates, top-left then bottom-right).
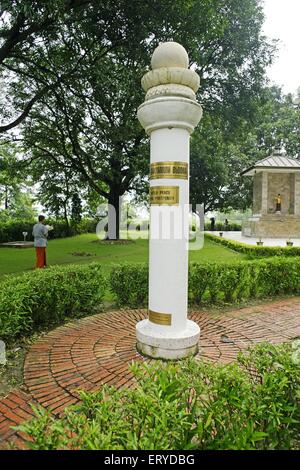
<box><xmin>22</xmin><ymin>50</ymin><xmax>149</xmax><ymax>238</ymax></box>
<box><xmin>0</xmin><ymin>0</ymin><xmax>97</xmax><ymax>133</ymax></box>
<box><xmin>190</xmin><ymin>85</ymin><xmax>300</xmax><ymax>214</ymax></box>
<box><xmin>28</xmin><ymin>154</ymin><xmax>84</xmax><ymax>229</ymax></box>
<box><xmin>71</xmin><ymin>193</ymin><xmax>82</xmax><ymax>225</ymax></box>
<box><xmin>0</xmin><ymin>0</ymin><xmax>179</xmax><ymax>134</ymax></box>
<box><xmin>21</xmin><ymin>0</ymin><xmax>275</xmax><ymax>238</ymax></box>
<box><xmin>0</xmin><ymin>142</ymin><xmax>34</xmax><ymax>217</ymax></box>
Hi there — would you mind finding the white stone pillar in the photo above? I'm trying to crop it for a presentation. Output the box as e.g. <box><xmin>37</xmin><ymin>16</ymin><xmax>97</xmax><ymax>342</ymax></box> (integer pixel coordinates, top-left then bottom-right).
<box><xmin>136</xmin><ymin>42</ymin><xmax>203</xmax><ymax>360</ymax></box>
<box><xmin>261</xmin><ymin>171</ymin><xmax>268</xmax><ymax>215</ymax></box>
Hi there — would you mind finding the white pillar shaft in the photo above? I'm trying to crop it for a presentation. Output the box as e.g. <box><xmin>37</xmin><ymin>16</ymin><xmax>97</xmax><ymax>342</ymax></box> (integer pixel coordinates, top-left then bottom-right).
<box><xmin>149</xmin><ymin>128</ymin><xmax>189</xmax><ymax>332</ymax></box>
<box><xmin>135</xmin><ymin>41</ymin><xmax>202</xmax><ymax>360</ymax></box>
<box><xmin>261</xmin><ymin>172</ymin><xmax>268</xmax><ymax>214</ymax></box>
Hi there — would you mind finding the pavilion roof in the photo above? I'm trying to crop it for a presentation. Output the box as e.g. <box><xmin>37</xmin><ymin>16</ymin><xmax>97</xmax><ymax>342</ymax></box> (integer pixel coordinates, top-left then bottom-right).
<box><xmin>242</xmin><ymin>154</ymin><xmax>300</xmax><ymax>176</ymax></box>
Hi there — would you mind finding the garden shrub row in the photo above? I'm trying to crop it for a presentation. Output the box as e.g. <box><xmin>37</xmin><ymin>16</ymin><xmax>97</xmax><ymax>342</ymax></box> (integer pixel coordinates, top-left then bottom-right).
<box><xmin>204</xmin><ymin>221</ymin><xmax>242</xmax><ymax>231</ymax></box>
<box><xmin>0</xmin><ymin>218</ymin><xmax>97</xmax><ymax>243</ymax></box>
<box><xmin>110</xmin><ymin>257</ymin><xmax>300</xmax><ymax>307</ymax></box>
<box><xmin>0</xmin><ymin>263</ymin><xmax>107</xmax><ymax>342</ymax></box>
<box><xmin>205</xmin><ymin>232</ymin><xmax>300</xmax><ymax>257</ymax></box>
<box><xmin>189</xmin><ymin>258</ymin><xmax>300</xmax><ymax>302</ymax></box>
<box><xmin>2</xmin><ymin>256</ymin><xmax>300</xmax><ymax>342</ymax></box>
<box><xmin>0</xmin><ymin>219</ymin><xmax>35</xmax><ymax>243</ymax></box>
<box><xmin>19</xmin><ymin>342</ymin><xmax>300</xmax><ymax>450</ymax></box>
<box><xmin>110</xmin><ymin>263</ymin><xmax>148</xmax><ymax>307</ymax></box>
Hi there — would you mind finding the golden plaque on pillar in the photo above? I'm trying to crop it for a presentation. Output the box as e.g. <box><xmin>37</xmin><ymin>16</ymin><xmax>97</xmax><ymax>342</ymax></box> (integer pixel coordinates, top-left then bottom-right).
<box><xmin>150</xmin><ymin>161</ymin><xmax>188</xmax><ymax>180</ymax></box>
<box><xmin>150</xmin><ymin>186</ymin><xmax>179</xmax><ymax>205</ymax></box>
<box><xmin>149</xmin><ymin>310</ymin><xmax>172</xmax><ymax>326</ymax></box>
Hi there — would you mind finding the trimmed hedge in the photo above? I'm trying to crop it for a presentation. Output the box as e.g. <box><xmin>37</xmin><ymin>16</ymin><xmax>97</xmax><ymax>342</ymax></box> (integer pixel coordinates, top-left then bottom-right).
<box><xmin>0</xmin><ymin>220</ymin><xmax>35</xmax><ymax>243</ymax></box>
<box><xmin>189</xmin><ymin>258</ymin><xmax>300</xmax><ymax>303</ymax></box>
<box><xmin>0</xmin><ymin>263</ymin><xmax>107</xmax><ymax>342</ymax></box>
<box><xmin>0</xmin><ymin>218</ymin><xmax>97</xmax><ymax>243</ymax></box>
<box><xmin>110</xmin><ymin>263</ymin><xmax>148</xmax><ymax>308</ymax></box>
<box><xmin>110</xmin><ymin>257</ymin><xmax>300</xmax><ymax>307</ymax></box>
<box><xmin>2</xmin><ymin>256</ymin><xmax>300</xmax><ymax>341</ymax></box>
<box><xmin>204</xmin><ymin>222</ymin><xmax>242</xmax><ymax>231</ymax></box>
<box><xmin>205</xmin><ymin>232</ymin><xmax>300</xmax><ymax>257</ymax></box>
<box><xmin>47</xmin><ymin>218</ymin><xmax>98</xmax><ymax>239</ymax></box>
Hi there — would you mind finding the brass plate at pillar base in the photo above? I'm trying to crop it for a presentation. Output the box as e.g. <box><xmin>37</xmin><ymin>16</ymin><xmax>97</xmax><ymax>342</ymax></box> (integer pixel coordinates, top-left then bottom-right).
<box><xmin>150</xmin><ymin>162</ymin><xmax>188</xmax><ymax>180</ymax></box>
<box><xmin>149</xmin><ymin>310</ymin><xmax>172</xmax><ymax>326</ymax></box>
<box><xmin>150</xmin><ymin>186</ymin><xmax>179</xmax><ymax>205</ymax></box>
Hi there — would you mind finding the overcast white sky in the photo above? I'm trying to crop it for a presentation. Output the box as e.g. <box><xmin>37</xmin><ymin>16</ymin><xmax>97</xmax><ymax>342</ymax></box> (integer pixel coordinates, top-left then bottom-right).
<box><xmin>263</xmin><ymin>0</ymin><xmax>300</xmax><ymax>95</ymax></box>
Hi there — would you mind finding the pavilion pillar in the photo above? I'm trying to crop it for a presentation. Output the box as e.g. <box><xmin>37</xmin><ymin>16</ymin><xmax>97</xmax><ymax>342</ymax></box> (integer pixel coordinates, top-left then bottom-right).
<box><xmin>136</xmin><ymin>42</ymin><xmax>202</xmax><ymax>359</ymax></box>
<box><xmin>294</xmin><ymin>173</ymin><xmax>300</xmax><ymax>216</ymax></box>
<box><xmin>261</xmin><ymin>171</ymin><xmax>268</xmax><ymax>215</ymax></box>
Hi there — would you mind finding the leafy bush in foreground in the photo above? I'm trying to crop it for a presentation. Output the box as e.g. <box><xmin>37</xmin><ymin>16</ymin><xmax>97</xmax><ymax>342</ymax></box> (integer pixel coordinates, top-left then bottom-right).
<box><xmin>19</xmin><ymin>343</ymin><xmax>300</xmax><ymax>450</ymax></box>
<box><xmin>0</xmin><ymin>263</ymin><xmax>107</xmax><ymax>341</ymax></box>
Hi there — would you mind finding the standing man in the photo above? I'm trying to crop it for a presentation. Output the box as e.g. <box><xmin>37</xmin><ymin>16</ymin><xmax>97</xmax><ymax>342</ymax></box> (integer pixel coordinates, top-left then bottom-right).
<box><xmin>33</xmin><ymin>215</ymin><xmax>49</xmax><ymax>269</ymax></box>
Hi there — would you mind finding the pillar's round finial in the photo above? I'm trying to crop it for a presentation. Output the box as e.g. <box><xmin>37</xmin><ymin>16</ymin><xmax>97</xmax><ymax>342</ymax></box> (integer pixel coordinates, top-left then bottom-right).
<box><xmin>151</xmin><ymin>41</ymin><xmax>189</xmax><ymax>70</ymax></box>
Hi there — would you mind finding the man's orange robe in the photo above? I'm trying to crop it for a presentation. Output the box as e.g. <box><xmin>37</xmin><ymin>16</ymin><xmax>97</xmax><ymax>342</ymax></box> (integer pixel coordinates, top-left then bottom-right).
<box><xmin>35</xmin><ymin>247</ymin><xmax>47</xmax><ymax>268</ymax></box>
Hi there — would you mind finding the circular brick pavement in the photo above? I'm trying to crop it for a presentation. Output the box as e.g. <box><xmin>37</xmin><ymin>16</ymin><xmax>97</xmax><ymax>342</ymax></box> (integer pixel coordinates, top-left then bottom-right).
<box><xmin>1</xmin><ymin>298</ymin><xmax>300</xmax><ymax>448</ymax></box>
<box><xmin>23</xmin><ymin>301</ymin><xmax>300</xmax><ymax>415</ymax></box>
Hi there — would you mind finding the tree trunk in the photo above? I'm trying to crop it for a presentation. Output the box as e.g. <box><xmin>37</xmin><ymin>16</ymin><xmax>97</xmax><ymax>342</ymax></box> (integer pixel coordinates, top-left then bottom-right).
<box><xmin>62</xmin><ymin>203</ymin><xmax>71</xmax><ymax>235</ymax></box>
<box><xmin>106</xmin><ymin>191</ymin><xmax>121</xmax><ymax>240</ymax></box>
<box><xmin>4</xmin><ymin>185</ymin><xmax>8</xmax><ymax>210</ymax></box>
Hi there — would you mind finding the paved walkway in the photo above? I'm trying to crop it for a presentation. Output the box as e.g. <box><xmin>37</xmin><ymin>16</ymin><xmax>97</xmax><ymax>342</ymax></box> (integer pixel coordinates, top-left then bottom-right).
<box><xmin>1</xmin><ymin>297</ymin><xmax>300</xmax><ymax>449</ymax></box>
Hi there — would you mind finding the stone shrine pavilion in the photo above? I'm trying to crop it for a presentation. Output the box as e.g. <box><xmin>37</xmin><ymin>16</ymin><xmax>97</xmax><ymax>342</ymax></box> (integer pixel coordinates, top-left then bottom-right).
<box><xmin>242</xmin><ymin>152</ymin><xmax>300</xmax><ymax>238</ymax></box>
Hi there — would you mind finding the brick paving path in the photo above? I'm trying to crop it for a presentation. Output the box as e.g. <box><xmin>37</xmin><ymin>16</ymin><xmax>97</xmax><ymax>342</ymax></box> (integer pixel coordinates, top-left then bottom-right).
<box><xmin>1</xmin><ymin>297</ymin><xmax>300</xmax><ymax>449</ymax></box>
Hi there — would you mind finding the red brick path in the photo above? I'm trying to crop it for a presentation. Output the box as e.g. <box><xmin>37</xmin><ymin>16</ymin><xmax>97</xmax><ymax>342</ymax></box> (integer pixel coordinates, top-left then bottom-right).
<box><xmin>1</xmin><ymin>297</ymin><xmax>300</xmax><ymax>449</ymax></box>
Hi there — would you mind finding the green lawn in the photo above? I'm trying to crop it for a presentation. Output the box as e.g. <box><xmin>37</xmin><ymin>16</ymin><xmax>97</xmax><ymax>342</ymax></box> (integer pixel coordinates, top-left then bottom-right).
<box><xmin>0</xmin><ymin>233</ymin><xmax>248</xmax><ymax>277</ymax></box>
